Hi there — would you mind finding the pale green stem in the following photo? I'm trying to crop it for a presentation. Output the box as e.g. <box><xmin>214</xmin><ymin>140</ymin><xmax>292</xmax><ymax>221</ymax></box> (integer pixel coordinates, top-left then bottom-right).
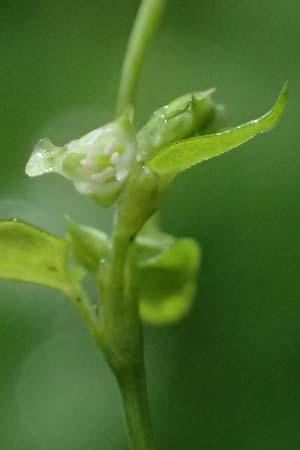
<box><xmin>99</xmin><ymin>214</ymin><xmax>156</xmax><ymax>450</ymax></box>
<box><xmin>118</xmin><ymin>366</ymin><xmax>156</xmax><ymax>450</ymax></box>
<box><xmin>119</xmin><ymin>247</ymin><xmax>156</xmax><ymax>450</ymax></box>
<box><xmin>116</xmin><ymin>0</ymin><xmax>167</xmax><ymax>116</ymax></box>
<box><xmin>103</xmin><ymin>1</ymin><xmax>168</xmax><ymax>448</ymax></box>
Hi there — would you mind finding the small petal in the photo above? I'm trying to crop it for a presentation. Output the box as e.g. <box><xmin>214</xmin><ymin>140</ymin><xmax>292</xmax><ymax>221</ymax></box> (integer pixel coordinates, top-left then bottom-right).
<box><xmin>25</xmin><ymin>138</ymin><xmax>64</xmax><ymax>177</ymax></box>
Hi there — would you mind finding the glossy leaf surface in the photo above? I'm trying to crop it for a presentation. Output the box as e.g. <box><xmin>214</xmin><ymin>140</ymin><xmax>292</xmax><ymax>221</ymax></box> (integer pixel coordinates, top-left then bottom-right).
<box><xmin>148</xmin><ymin>83</ymin><xmax>288</xmax><ymax>176</ymax></box>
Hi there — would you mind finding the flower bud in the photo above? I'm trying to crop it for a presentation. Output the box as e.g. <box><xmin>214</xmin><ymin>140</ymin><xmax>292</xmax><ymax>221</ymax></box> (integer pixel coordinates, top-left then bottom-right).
<box><xmin>137</xmin><ymin>88</ymin><xmax>216</xmax><ymax>161</ymax></box>
<box><xmin>26</xmin><ymin>110</ymin><xmax>136</xmax><ymax>207</ymax></box>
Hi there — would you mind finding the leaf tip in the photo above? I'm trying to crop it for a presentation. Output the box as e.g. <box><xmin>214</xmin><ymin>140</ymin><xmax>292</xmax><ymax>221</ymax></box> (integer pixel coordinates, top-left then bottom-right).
<box><xmin>267</xmin><ymin>81</ymin><xmax>288</xmax><ymax>129</ymax></box>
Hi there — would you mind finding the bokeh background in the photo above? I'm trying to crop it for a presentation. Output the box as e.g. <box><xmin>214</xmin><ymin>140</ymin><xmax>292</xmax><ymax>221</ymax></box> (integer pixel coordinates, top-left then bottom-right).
<box><xmin>0</xmin><ymin>0</ymin><xmax>300</xmax><ymax>449</ymax></box>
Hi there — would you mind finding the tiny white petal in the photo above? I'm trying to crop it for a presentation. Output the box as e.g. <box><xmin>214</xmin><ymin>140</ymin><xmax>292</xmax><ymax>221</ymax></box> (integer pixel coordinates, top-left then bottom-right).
<box><xmin>103</xmin><ymin>139</ymin><xmax>119</xmax><ymax>156</ymax></box>
<box><xmin>80</xmin><ymin>157</ymin><xmax>93</xmax><ymax>168</ymax></box>
<box><xmin>111</xmin><ymin>152</ymin><xmax>120</xmax><ymax>164</ymax></box>
<box><xmin>91</xmin><ymin>167</ymin><xmax>115</xmax><ymax>183</ymax></box>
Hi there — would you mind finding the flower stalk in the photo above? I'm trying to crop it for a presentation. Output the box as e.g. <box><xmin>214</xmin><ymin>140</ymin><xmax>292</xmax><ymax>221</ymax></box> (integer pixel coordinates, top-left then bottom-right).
<box><xmin>116</xmin><ymin>0</ymin><xmax>167</xmax><ymax>116</ymax></box>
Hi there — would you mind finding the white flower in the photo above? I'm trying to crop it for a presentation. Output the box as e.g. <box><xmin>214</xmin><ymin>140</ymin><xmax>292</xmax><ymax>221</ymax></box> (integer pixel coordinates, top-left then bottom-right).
<box><xmin>26</xmin><ymin>110</ymin><xmax>136</xmax><ymax>207</ymax></box>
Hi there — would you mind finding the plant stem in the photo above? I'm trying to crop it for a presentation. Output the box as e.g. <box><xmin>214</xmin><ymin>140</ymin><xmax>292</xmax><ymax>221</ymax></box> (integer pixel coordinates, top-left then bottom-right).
<box><xmin>99</xmin><ymin>198</ymin><xmax>157</xmax><ymax>450</ymax></box>
<box><xmin>105</xmin><ymin>1</ymin><xmax>168</xmax><ymax>445</ymax></box>
<box><xmin>118</xmin><ymin>365</ymin><xmax>156</xmax><ymax>450</ymax></box>
<box><xmin>116</xmin><ymin>0</ymin><xmax>167</xmax><ymax>116</ymax></box>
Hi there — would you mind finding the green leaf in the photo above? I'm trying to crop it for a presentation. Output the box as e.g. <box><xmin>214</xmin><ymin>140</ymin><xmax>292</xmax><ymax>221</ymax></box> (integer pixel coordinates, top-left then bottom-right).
<box><xmin>135</xmin><ymin>220</ymin><xmax>200</xmax><ymax>325</ymax></box>
<box><xmin>65</xmin><ymin>216</ymin><xmax>110</xmax><ymax>275</ymax></box>
<box><xmin>134</xmin><ymin>215</ymin><xmax>174</xmax><ymax>262</ymax></box>
<box><xmin>148</xmin><ymin>82</ymin><xmax>288</xmax><ymax>176</ymax></box>
<box><xmin>0</xmin><ymin>220</ymin><xmax>72</xmax><ymax>295</ymax></box>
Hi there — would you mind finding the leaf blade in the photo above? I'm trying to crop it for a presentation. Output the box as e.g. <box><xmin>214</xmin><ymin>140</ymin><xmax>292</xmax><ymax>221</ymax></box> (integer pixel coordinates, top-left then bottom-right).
<box><xmin>135</xmin><ymin>221</ymin><xmax>201</xmax><ymax>325</ymax></box>
<box><xmin>0</xmin><ymin>220</ymin><xmax>71</xmax><ymax>295</ymax></box>
<box><xmin>148</xmin><ymin>83</ymin><xmax>288</xmax><ymax>176</ymax></box>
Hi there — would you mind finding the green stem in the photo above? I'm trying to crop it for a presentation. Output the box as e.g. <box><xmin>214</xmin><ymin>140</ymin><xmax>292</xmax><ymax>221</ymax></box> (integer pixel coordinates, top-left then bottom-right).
<box><xmin>118</xmin><ymin>365</ymin><xmax>156</xmax><ymax>450</ymax></box>
<box><xmin>110</xmin><ymin>229</ymin><xmax>131</xmax><ymax>297</ymax></box>
<box><xmin>116</xmin><ymin>0</ymin><xmax>167</xmax><ymax>116</ymax></box>
<box><xmin>99</xmin><ymin>204</ymin><xmax>157</xmax><ymax>450</ymax></box>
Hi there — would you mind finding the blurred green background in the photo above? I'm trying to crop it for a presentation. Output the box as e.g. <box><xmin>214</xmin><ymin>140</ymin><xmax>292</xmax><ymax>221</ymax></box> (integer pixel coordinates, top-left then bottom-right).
<box><xmin>0</xmin><ymin>0</ymin><xmax>299</xmax><ymax>449</ymax></box>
